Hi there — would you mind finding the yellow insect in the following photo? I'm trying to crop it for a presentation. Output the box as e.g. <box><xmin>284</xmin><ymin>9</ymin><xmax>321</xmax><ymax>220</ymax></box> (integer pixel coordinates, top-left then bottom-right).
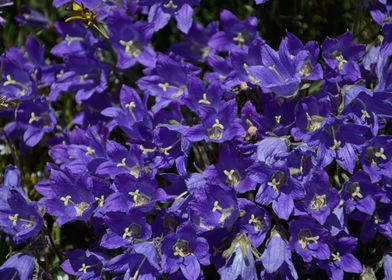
<box><xmin>65</xmin><ymin>2</ymin><xmax>109</xmax><ymax>39</ymax></box>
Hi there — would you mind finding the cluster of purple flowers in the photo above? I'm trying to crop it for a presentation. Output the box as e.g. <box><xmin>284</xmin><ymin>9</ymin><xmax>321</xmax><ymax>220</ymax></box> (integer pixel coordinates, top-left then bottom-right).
<box><xmin>0</xmin><ymin>0</ymin><xmax>392</xmax><ymax>279</ymax></box>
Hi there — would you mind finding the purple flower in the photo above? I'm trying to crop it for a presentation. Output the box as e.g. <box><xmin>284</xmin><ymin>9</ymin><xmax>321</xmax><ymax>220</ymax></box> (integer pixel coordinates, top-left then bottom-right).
<box><xmin>245</xmin><ymin>41</ymin><xmax>303</xmax><ymax>97</ymax></box>
<box><xmin>15</xmin><ymin>5</ymin><xmax>49</xmax><ymax>28</ymax></box>
<box><xmin>307</xmin><ymin>117</ymin><xmax>368</xmax><ymax>174</ymax></box>
<box><xmin>103</xmin><ymin>173</ymin><xmax>162</xmax><ymax>213</ymax></box>
<box><xmin>105</xmin><ymin>242</ymin><xmax>161</xmax><ymax>279</ymax></box>
<box><xmin>283</xmin><ymin>32</ymin><xmax>323</xmax><ymax>81</ymax></box>
<box><xmin>170</xmin><ymin>21</ymin><xmax>219</xmax><ymax>62</ymax></box>
<box><xmin>0</xmin><ymin>166</ymin><xmax>43</xmax><ymax>244</ymax></box>
<box><xmin>14</xmin><ymin>98</ymin><xmax>56</xmax><ymax>147</ymax></box>
<box><xmin>360</xmin><ymin>136</ymin><xmax>392</xmax><ymax>182</ymax></box>
<box><xmin>49</xmin><ymin>125</ymin><xmax>108</xmax><ymax>174</ymax></box>
<box><xmin>250</xmin><ymin>163</ymin><xmax>304</xmax><ymax>220</ymax></box>
<box><xmin>260</xmin><ymin>228</ymin><xmax>298</xmax><ymax>279</ymax></box>
<box><xmin>360</xmin><ymin>203</ymin><xmax>392</xmax><ymax>243</ymax></box>
<box><xmin>93</xmin><ymin>141</ymin><xmax>145</xmax><ymax>179</ymax></box>
<box><xmin>101</xmin><ymin>85</ymin><xmax>152</xmax><ymax>139</ymax></box>
<box><xmin>185</xmin><ymin>100</ymin><xmax>245</xmax><ymax>143</ymax></box>
<box><xmin>101</xmin><ymin>210</ymin><xmax>152</xmax><ymax>249</ymax></box>
<box><xmin>341</xmin><ymin>171</ymin><xmax>382</xmax><ymax>216</ymax></box>
<box><xmin>137</xmin><ymin>54</ymin><xmax>196</xmax><ymax>107</ymax></box>
<box><xmin>0</xmin><ymin>47</ymin><xmax>37</xmax><ymax>100</ymax></box>
<box><xmin>209</xmin><ymin>10</ymin><xmax>259</xmax><ymax>52</ymax></box>
<box><xmin>107</xmin><ymin>9</ymin><xmax>156</xmax><ymax>69</ymax></box>
<box><xmin>190</xmin><ymin>183</ymin><xmax>239</xmax><ymax>229</ymax></box>
<box><xmin>0</xmin><ymin>189</ymin><xmax>43</xmax><ymax>244</ymax></box>
<box><xmin>289</xmin><ymin>217</ymin><xmax>331</xmax><ymax>262</ymax></box>
<box><xmin>161</xmin><ymin>226</ymin><xmax>210</xmax><ymax>280</ymax></box>
<box><xmin>49</xmin><ymin>22</ymin><xmax>108</xmax><ymax>103</ymax></box>
<box><xmin>0</xmin><ymin>253</ymin><xmax>35</xmax><ymax>280</ymax></box>
<box><xmin>203</xmin><ymin>144</ymin><xmax>256</xmax><ymax>193</ymax></box>
<box><xmin>368</xmin><ymin>0</ymin><xmax>392</xmax><ymax>25</ymax></box>
<box><xmin>237</xmin><ymin>199</ymin><xmax>271</xmax><ymax>247</ymax></box>
<box><xmin>219</xmin><ymin>233</ymin><xmax>259</xmax><ymax>280</ymax></box>
<box><xmin>140</xmin><ymin>0</ymin><xmax>200</xmax><ymax>33</ymax></box>
<box><xmin>298</xmin><ymin>171</ymin><xmax>339</xmax><ymax>224</ymax></box>
<box><xmin>322</xmin><ymin>32</ymin><xmax>365</xmax><ymax>81</ymax></box>
<box><xmin>36</xmin><ymin>167</ymin><xmax>95</xmax><ymax>226</ymax></box>
<box><xmin>61</xmin><ymin>250</ymin><xmax>106</xmax><ymax>280</ymax></box>
<box><xmin>319</xmin><ymin>236</ymin><xmax>362</xmax><ymax>280</ymax></box>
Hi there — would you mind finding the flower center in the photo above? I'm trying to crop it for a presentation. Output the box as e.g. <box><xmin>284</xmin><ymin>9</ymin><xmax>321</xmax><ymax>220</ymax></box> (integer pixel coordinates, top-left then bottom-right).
<box><xmin>299</xmin><ymin>61</ymin><xmax>314</xmax><ymax>77</ymax></box>
<box><xmin>212</xmin><ymin>201</ymin><xmax>232</xmax><ymax>225</ymax></box>
<box><xmin>224</xmin><ymin>169</ymin><xmax>241</xmax><ymax>187</ymax></box>
<box><xmin>332</xmin><ymin>252</ymin><xmax>341</xmax><ymax>261</ymax></box>
<box><xmin>306</xmin><ymin>113</ymin><xmax>323</xmax><ymax>131</ymax></box>
<box><xmin>364</xmin><ymin>146</ymin><xmax>387</xmax><ymax>166</ymax></box>
<box><xmin>28</xmin><ymin>112</ymin><xmax>41</xmax><ymax>124</ymax></box>
<box><xmin>78</xmin><ymin>263</ymin><xmax>91</xmax><ymax>273</ymax></box>
<box><xmin>298</xmin><ymin>229</ymin><xmax>319</xmax><ymax>249</ymax></box>
<box><xmin>198</xmin><ymin>93</ymin><xmax>211</xmax><ymax>105</ymax></box>
<box><xmin>163</xmin><ymin>0</ymin><xmax>178</xmax><ymax>9</ymax></box>
<box><xmin>119</xmin><ymin>40</ymin><xmax>141</xmax><ymax>57</ymax></box>
<box><xmin>122</xmin><ymin>223</ymin><xmax>142</xmax><ymax>239</ymax></box>
<box><xmin>346</xmin><ymin>182</ymin><xmax>363</xmax><ymax>199</ymax></box>
<box><xmin>310</xmin><ymin>194</ymin><xmax>327</xmax><ymax>211</ymax></box>
<box><xmin>335</xmin><ymin>55</ymin><xmax>347</xmax><ymax>71</ymax></box>
<box><xmin>60</xmin><ymin>195</ymin><xmax>90</xmax><ymax>216</ymax></box>
<box><xmin>329</xmin><ymin>139</ymin><xmax>342</xmax><ymax>150</ymax></box>
<box><xmin>8</xmin><ymin>213</ymin><xmax>35</xmax><ymax>228</ymax></box>
<box><xmin>208</xmin><ymin>119</ymin><xmax>224</xmax><ymax>140</ymax></box>
<box><xmin>116</xmin><ymin>158</ymin><xmax>141</xmax><ymax>178</ymax></box>
<box><xmin>3</xmin><ymin>74</ymin><xmax>29</xmax><ymax>95</ymax></box>
<box><xmin>248</xmin><ymin>214</ymin><xmax>265</xmax><ymax>232</ymax></box>
<box><xmin>125</xmin><ymin>101</ymin><xmax>137</xmax><ymax>121</ymax></box>
<box><xmin>85</xmin><ymin>146</ymin><xmax>96</xmax><ymax>156</ymax></box>
<box><xmin>267</xmin><ymin>171</ymin><xmax>287</xmax><ymax>192</ymax></box>
<box><xmin>75</xmin><ymin>202</ymin><xmax>90</xmax><ymax>216</ymax></box>
<box><xmin>95</xmin><ymin>195</ymin><xmax>105</xmax><ymax>207</ymax></box>
<box><xmin>233</xmin><ymin>32</ymin><xmax>245</xmax><ymax>46</ymax></box>
<box><xmin>128</xmin><ymin>189</ymin><xmax>151</xmax><ymax>206</ymax></box>
<box><xmin>173</xmin><ymin>239</ymin><xmax>192</xmax><ymax>257</ymax></box>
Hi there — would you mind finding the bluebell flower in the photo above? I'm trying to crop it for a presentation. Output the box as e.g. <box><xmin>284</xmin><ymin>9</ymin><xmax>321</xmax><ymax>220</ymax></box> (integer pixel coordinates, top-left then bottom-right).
<box><xmin>61</xmin><ymin>250</ymin><xmax>106</xmax><ymax>280</ymax></box>
<box><xmin>36</xmin><ymin>167</ymin><xmax>95</xmax><ymax>226</ymax></box>
<box><xmin>0</xmin><ymin>253</ymin><xmax>35</xmax><ymax>280</ymax></box>
<box><xmin>289</xmin><ymin>217</ymin><xmax>331</xmax><ymax>262</ymax></box>
<box><xmin>161</xmin><ymin>226</ymin><xmax>210</xmax><ymax>280</ymax></box>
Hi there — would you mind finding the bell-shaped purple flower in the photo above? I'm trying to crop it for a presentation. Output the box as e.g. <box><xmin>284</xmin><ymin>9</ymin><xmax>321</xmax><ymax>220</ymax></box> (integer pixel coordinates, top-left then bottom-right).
<box><xmin>161</xmin><ymin>226</ymin><xmax>210</xmax><ymax>280</ymax></box>
<box><xmin>36</xmin><ymin>167</ymin><xmax>95</xmax><ymax>226</ymax></box>
<box><xmin>0</xmin><ymin>253</ymin><xmax>35</xmax><ymax>280</ymax></box>
<box><xmin>190</xmin><ymin>183</ymin><xmax>239</xmax><ymax>230</ymax></box>
<box><xmin>107</xmin><ymin>9</ymin><xmax>156</xmax><ymax>69</ymax></box>
<box><xmin>360</xmin><ymin>136</ymin><xmax>392</xmax><ymax>182</ymax></box>
<box><xmin>209</xmin><ymin>10</ymin><xmax>259</xmax><ymax>52</ymax></box>
<box><xmin>61</xmin><ymin>249</ymin><xmax>107</xmax><ymax>280</ymax></box>
<box><xmin>14</xmin><ymin>98</ymin><xmax>56</xmax><ymax>147</ymax></box>
<box><xmin>298</xmin><ymin>171</ymin><xmax>339</xmax><ymax>224</ymax></box>
<box><xmin>185</xmin><ymin>100</ymin><xmax>245</xmax><ymax>143</ymax></box>
<box><xmin>101</xmin><ymin>210</ymin><xmax>152</xmax><ymax>249</ymax></box>
<box><xmin>319</xmin><ymin>236</ymin><xmax>362</xmax><ymax>280</ymax></box>
<box><xmin>237</xmin><ymin>199</ymin><xmax>271</xmax><ymax>247</ymax></box>
<box><xmin>289</xmin><ymin>217</ymin><xmax>331</xmax><ymax>262</ymax></box>
<box><xmin>250</xmin><ymin>163</ymin><xmax>304</xmax><ymax>220</ymax></box>
<box><xmin>260</xmin><ymin>228</ymin><xmax>298</xmax><ymax>279</ymax></box>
